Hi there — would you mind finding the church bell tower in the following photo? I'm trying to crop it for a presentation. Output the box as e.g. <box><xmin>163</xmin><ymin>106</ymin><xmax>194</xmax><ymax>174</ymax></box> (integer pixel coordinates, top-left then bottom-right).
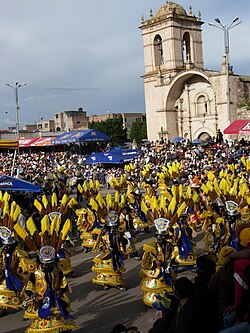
<box><xmin>140</xmin><ymin>2</ymin><xmax>205</xmax><ymax>141</ymax></box>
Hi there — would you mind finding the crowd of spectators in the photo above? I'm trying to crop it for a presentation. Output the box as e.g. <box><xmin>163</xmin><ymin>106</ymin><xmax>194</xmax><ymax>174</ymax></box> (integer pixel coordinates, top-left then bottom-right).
<box><xmin>0</xmin><ymin>135</ymin><xmax>249</xmax><ymax>333</ymax></box>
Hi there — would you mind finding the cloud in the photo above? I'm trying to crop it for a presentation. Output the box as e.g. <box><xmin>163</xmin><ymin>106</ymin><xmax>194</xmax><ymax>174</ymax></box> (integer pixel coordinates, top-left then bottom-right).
<box><xmin>0</xmin><ymin>0</ymin><xmax>249</xmax><ymax>128</ymax></box>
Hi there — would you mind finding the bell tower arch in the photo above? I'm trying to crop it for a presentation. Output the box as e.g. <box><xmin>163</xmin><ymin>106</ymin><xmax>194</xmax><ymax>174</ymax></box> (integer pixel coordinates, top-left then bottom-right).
<box><xmin>140</xmin><ymin>2</ymin><xmax>205</xmax><ymax>141</ymax></box>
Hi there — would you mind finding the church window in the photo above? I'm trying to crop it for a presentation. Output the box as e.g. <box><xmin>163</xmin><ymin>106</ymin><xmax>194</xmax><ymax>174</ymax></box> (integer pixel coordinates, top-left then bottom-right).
<box><xmin>196</xmin><ymin>95</ymin><xmax>208</xmax><ymax>116</ymax></box>
<box><xmin>183</xmin><ymin>32</ymin><xmax>191</xmax><ymax>63</ymax></box>
<box><xmin>154</xmin><ymin>35</ymin><xmax>164</xmax><ymax>67</ymax></box>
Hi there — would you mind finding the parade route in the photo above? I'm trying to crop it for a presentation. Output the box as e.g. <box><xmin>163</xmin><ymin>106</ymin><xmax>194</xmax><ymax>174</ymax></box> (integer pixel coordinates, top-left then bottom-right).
<box><xmin>0</xmin><ymin>226</ymin><xmax>200</xmax><ymax>333</ymax></box>
<box><xmin>0</xmin><ymin>232</ymin><xmax>153</xmax><ymax>333</ymax></box>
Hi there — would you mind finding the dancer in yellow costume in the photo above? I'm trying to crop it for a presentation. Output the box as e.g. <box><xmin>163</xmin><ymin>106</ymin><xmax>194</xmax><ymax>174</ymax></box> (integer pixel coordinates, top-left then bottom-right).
<box><xmin>119</xmin><ymin>206</ymin><xmax>141</xmax><ymax>260</ymax></box>
<box><xmin>92</xmin><ymin>211</ymin><xmax>126</xmax><ymax>291</ymax></box>
<box><xmin>23</xmin><ymin>245</ymin><xmax>78</xmax><ymax>333</ymax></box>
<box><xmin>140</xmin><ymin>218</ymin><xmax>175</xmax><ymax>307</ymax></box>
<box><xmin>0</xmin><ymin>226</ymin><xmax>28</xmax><ymax>314</ymax></box>
<box><xmin>14</xmin><ymin>212</ymin><xmax>78</xmax><ymax>333</ymax></box>
<box><xmin>172</xmin><ymin>206</ymin><xmax>196</xmax><ymax>267</ymax></box>
<box><xmin>34</xmin><ymin>195</ymin><xmax>78</xmax><ymax>278</ymax></box>
<box><xmin>75</xmin><ymin>207</ymin><xmax>99</xmax><ymax>253</ymax></box>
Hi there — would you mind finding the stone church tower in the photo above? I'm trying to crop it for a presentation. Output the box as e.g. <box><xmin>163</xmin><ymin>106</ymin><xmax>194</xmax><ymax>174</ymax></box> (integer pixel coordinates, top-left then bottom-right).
<box><xmin>140</xmin><ymin>2</ymin><xmax>250</xmax><ymax>141</ymax></box>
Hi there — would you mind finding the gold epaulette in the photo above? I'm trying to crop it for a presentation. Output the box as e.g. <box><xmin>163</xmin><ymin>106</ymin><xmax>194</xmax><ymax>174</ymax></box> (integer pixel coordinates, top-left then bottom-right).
<box><xmin>19</xmin><ymin>258</ymin><xmax>37</xmax><ymax>273</ymax></box>
<box><xmin>143</xmin><ymin>242</ymin><xmax>157</xmax><ymax>256</ymax></box>
<box><xmin>16</xmin><ymin>247</ymin><xmax>29</xmax><ymax>258</ymax></box>
<box><xmin>92</xmin><ymin>228</ymin><xmax>102</xmax><ymax>235</ymax></box>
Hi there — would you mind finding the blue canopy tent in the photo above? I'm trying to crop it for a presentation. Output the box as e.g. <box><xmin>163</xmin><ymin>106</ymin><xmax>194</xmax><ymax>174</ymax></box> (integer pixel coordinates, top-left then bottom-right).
<box><xmin>172</xmin><ymin>136</ymin><xmax>184</xmax><ymax>143</ymax></box>
<box><xmin>52</xmin><ymin>129</ymin><xmax>110</xmax><ymax>145</ymax></box>
<box><xmin>85</xmin><ymin>149</ymin><xmax>140</xmax><ymax>164</ymax></box>
<box><xmin>0</xmin><ymin>174</ymin><xmax>41</xmax><ymax>192</ymax></box>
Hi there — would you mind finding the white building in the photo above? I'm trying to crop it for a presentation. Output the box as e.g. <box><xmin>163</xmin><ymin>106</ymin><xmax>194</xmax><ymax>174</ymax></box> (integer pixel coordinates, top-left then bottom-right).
<box><xmin>140</xmin><ymin>2</ymin><xmax>250</xmax><ymax>141</ymax></box>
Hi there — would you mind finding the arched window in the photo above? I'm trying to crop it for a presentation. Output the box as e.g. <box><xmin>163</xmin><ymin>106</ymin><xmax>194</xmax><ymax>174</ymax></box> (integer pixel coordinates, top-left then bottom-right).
<box><xmin>183</xmin><ymin>32</ymin><xmax>191</xmax><ymax>63</ymax></box>
<box><xmin>154</xmin><ymin>35</ymin><xmax>164</xmax><ymax>67</ymax></box>
<box><xmin>196</xmin><ymin>95</ymin><xmax>208</xmax><ymax>116</ymax></box>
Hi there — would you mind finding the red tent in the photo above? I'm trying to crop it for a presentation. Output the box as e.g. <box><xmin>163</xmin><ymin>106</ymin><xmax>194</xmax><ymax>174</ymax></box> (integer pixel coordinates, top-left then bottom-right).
<box><xmin>224</xmin><ymin>120</ymin><xmax>250</xmax><ymax>134</ymax></box>
<box><xmin>30</xmin><ymin>137</ymin><xmax>56</xmax><ymax>147</ymax></box>
<box><xmin>18</xmin><ymin>138</ymin><xmax>39</xmax><ymax>147</ymax></box>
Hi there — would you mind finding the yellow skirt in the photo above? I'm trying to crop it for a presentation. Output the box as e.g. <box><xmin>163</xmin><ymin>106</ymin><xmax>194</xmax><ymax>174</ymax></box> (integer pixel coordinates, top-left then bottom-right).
<box><xmin>57</xmin><ymin>258</ymin><xmax>73</xmax><ymax>276</ymax></box>
<box><xmin>133</xmin><ymin>217</ymin><xmax>149</xmax><ymax>232</ymax></box>
<box><xmin>92</xmin><ymin>257</ymin><xmax>125</xmax><ymax>287</ymax></box>
<box><xmin>140</xmin><ymin>275</ymin><xmax>172</xmax><ymax>307</ymax></box>
<box><xmin>81</xmin><ymin>231</ymin><xmax>96</xmax><ymax>250</ymax></box>
<box><xmin>25</xmin><ymin>315</ymin><xmax>78</xmax><ymax>333</ymax></box>
<box><xmin>0</xmin><ymin>283</ymin><xmax>22</xmax><ymax>309</ymax></box>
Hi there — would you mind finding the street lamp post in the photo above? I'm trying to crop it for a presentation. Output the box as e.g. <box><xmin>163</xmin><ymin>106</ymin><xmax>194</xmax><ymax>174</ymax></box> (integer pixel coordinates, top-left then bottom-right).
<box><xmin>208</xmin><ymin>17</ymin><xmax>242</xmax><ymax>125</ymax></box>
<box><xmin>5</xmin><ymin>82</ymin><xmax>27</xmax><ymax>139</ymax></box>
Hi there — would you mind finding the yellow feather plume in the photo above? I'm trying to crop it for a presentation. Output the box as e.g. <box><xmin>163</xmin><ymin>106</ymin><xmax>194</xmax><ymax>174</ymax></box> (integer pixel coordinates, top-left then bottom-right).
<box><xmin>41</xmin><ymin>215</ymin><xmax>50</xmax><ymax>233</ymax></box>
<box><xmin>192</xmin><ymin>191</ymin><xmax>199</xmax><ymax>204</ymax></box>
<box><xmin>168</xmin><ymin>196</ymin><xmax>176</xmax><ymax>214</ymax></box>
<box><xmin>95</xmin><ymin>180</ymin><xmax>100</xmax><ymax>191</ymax></box>
<box><xmin>106</xmin><ymin>193</ymin><xmax>113</xmax><ymax>209</ymax></box>
<box><xmin>171</xmin><ymin>185</ymin><xmax>177</xmax><ymax>197</ymax></box>
<box><xmin>10</xmin><ymin>201</ymin><xmax>17</xmax><ymax>219</ymax></box>
<box><xmin>96</xmin><ymin>193</ymin><xmax>105</xmax><ymax>208</ymax></box>
<box><xmin>83</xmin><ymin>181</ymin><xmax>88</xmax><ymax>192</ymax></box>
<box><xmin>13</xmin><ymin>205</ymin><xmax>21</xmax><ymax>222</ymax></box>
<box><xmin>3</xmin><ymin>201</ymin><xmax>9</xmax><ymax>216</ymax></box>
<box><xmin>159</xmin><ymin>195</ymin><xmax>166</xmax><ymax>212</ymax></box>
<box><xmin>3</xmin><ymin>192</ymin><xmax>10</xmax><ymax>201</ymax></box>
<box><xmin>61</xmin><ymin>194</ymin><xmax>69</xmax><ymax>207</ymax></box>
<box><xmin>201</xmin><ymin>183</ymin><xmax>209</xmax><ymax>194</ymax></box>
<box><xmin>89</xmin><ymin>179</ymin><xmax>94</xmax><ymax>189</ymax></box>
<box><xmin>120</xmin><ymin>193</ymin><xmax>127</xmax><ymax>207</ymax></box>
<box><xmin>34</xmin><ymin>199</ymin><xmax>43</xmax><ymax>212</ymax></box>
<box><xmin>214</xmin><ymin>185</ymin><xmax>221</xmax><ymax>197</ymax></box>
<box><xmin>141</xmin><ymin>199</ymin><xmax>148</xmax><ymax>216</ymax></box>
<box><xmin>239</xmin><ymin>182</ymin><xmax>248</xmax><ymax>197</ymax></box>
<box><xmin>114</xmin><ymin>191</ymin><xmax>120</xmax><ymax>203</ymax></box>
<box><xmin>89</xmin><ymin>197</ymin><xmax>99</xmax><ymax>211</ymax></box>
<box><xmin>51</xmin><ymin>193</ymin><xmax>58</xmax><ymax>208</ymax></box>
<box><xmin>61</xmin><ymin>219</ymin><xmax>71</xmax><ymax>240</ymax></box>
<box><xmin>42</xmin><ymin>195</ymin><xmax>49</xmax><ymax>209</ymax></box>
<box><xmin>206</xmin><ymin>181</ymin><xmax>213</xmax><ymax>192</ymax></box>
<box><xmin>151</xmin><ymin>196</ymin><xmax>158</xmax><ymax>212</ymax></box>
<box><xmin>50</xmin><ymin>215</ymin><xmax>60</xmax><ymax>234</ymax></box>
<box><xmin>177</xmin><ymin>202</ymin><xmax>187</xmax><ymax>218</ymax></box>
<box><xmin>26</xmin><ymin>217</ymin><xmax>37</xmax><ymax>236</ymax></box>
<box><xmin>77</xmin><ymin>183</ymin><xmax>83</xmax><ymax>194</ymax></box>
<box><xmin>207</xmin><ymin>171</ymin><xmax>215</xmax><ymax>181</ymax></box>
<box><xmin>185</xmin><ymin>186</ymin><xmax>192</xmax><ymax>199</ymax></box>
<box><xmin>14</xmin><ymin>223</ymin><xmax>29</xmax><ymax>241</ymax></box>
<box><xmin>163</xmin><ymin>189</ymin><xmax>172</xmax><ymax>202</ymax></box>
<box><xmin>179</xmin><ymin>184</ymin><xmax>184</xmax><ymax>198</ymax></box>
<box><xmin>68</xmin><ymin>197</ymin><xmax>77</xmax><ymax>208</ymax></box>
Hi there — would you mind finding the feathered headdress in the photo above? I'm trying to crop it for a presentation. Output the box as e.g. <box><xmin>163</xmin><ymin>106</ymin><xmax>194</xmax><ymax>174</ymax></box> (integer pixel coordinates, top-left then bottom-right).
<box><xmin>14</xmin><ymin>213</ymin><xmax>72</xmax><ymax>254</ymax></box>
<box><xmin>14</xmin><ymin>192</ymin><xmax>76</xmax><ymax>253</ymax></box>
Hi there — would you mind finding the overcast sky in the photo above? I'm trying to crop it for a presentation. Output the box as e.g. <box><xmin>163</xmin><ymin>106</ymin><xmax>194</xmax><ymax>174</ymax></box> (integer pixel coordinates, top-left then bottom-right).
<box><xmin>0</xmin><ymin>0</ymin><xmax>249</xmax><ymax>129</ymax></box>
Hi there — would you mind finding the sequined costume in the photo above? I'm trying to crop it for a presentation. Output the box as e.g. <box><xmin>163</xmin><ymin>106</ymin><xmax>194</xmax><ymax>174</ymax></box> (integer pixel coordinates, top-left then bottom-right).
<box><xmin>172</xmin><ymin>210</ymin><xmax>196</xmax><ymax>266</ymax></box>
<box><xmin>23</xmin><ymin>248</ymin><xmax>78</xmax><ymax>333</ymax></box>
<box><xmin>0</xmin><ymin>228</ymin><xmax>28</xmax><ymax>311</ymax></box>
<box><xmin>14</xmin><ymin>212</ymin><xmax>78</xmax><ymax>333</ymax></box>
<box><xmin>140</xmin><ymin>218</ymin><xmax>175</xmax><ymax>307</ymax></box>
<box><xmin>92</xmin><ymin>211</ymin><xmax>126</xmax><ymax>290</ymax></box>
<box><xmin>76</xmin><ymin>207</ymin><xmax>100</xmax><ymax>253</ymax></box>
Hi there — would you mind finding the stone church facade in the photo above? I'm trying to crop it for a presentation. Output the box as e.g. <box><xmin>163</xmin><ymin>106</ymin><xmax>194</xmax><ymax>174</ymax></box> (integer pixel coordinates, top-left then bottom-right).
<box><xmin>140</xmin><ymin>2</ymin><xmax>250</xmax><ymax>142</ymax></box>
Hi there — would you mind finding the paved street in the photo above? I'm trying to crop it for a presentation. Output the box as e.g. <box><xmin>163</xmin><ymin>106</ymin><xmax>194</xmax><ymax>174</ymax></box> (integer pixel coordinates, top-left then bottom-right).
<box><xmin>0</xmin><ymin>188</ymin><xmax>199</xmax><ymax>333</ymax></box>
<box><xmin>0</xmin><ymin>231</ymin><xmax>159</xmax><ymax>333</ymax></box>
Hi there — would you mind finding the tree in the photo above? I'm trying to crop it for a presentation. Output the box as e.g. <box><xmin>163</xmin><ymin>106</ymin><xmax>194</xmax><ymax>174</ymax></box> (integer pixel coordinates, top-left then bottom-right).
<box><xmin>88</xmin><ymin>117</ymin><xmax>127</xmax><ymax>146</ymax></box>
<box><xmin>130</xmin><ymin>120</ymin><xmax>147</xmax><ymax>144</ymax></box>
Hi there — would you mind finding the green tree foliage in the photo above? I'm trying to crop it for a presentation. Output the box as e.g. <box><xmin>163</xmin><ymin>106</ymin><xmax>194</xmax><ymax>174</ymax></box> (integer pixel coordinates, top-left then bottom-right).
<box><xmin>89</xmin><ymin>117</ymin><xmax>127</xmax><ymax>146</ymax></box>
<box><xmin>238</xmin><ymin>101</ymin><xmax>250</xmax><ymax>110</ymax></box>
<box><xmin>130</xmin><ymin>120</ymin><xmax>147</xmax><ymax>144</ymax></box>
